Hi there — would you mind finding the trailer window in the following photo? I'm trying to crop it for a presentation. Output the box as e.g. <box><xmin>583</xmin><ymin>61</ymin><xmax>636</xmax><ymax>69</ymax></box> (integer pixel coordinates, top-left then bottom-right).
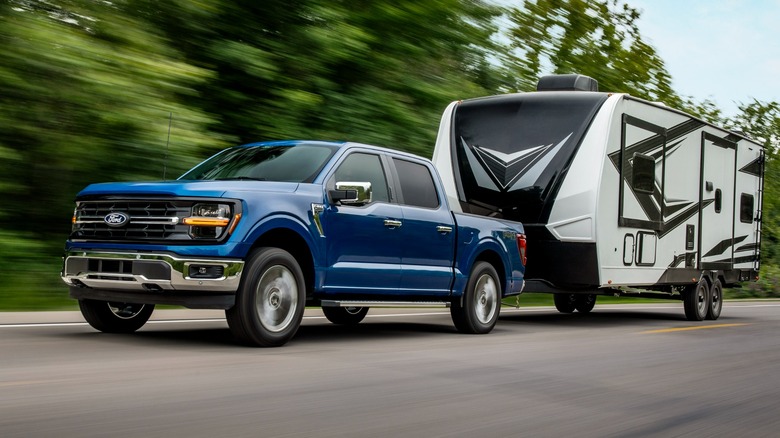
<box><xmin>741</xmin><ymin>193</ymin><xmax>754</xmax><ymax>223</ymax></box>
<box><xmin>631</xmin><ymin>153</ymin><xmax>655</xmax><ymax>194</ymax></box>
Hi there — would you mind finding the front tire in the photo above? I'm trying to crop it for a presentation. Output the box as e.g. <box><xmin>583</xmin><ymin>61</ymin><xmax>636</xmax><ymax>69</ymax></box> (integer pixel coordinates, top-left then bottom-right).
<box><xmin>684</xmin><ymin>278</ymin><xmax>710</xmax><ymax>321</ymax></box>
<box><xmin>226</xmin><ymin>247</ymin><xmax>306</xmax><ymax>347</ymax></box>
<box><xmin>322</xmin><ymin>306</ymin><xmax>369</xmax><ymax>325</ymax></box>
<box><xmin>553</xmin><ymin>293</ymin><xmax>577</xmax><ymax>313</ymax></box>
<box><xmin>78</xmin><ymin>299</ymin><xmax>154</xmax><ymax>333</ymax></box>
<box><xmin>706</xmin><ymin>279</ymin><xmax>723</xmax><ymax>320</ymax></box>
<box><xmin>451</xmin><ymin>261</ymin><xmax>501</xmax><ymax>334</ymax></box>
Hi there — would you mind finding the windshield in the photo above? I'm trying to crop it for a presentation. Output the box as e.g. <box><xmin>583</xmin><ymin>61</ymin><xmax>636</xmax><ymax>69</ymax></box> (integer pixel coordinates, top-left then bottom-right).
<box><xmin>179</xmin><ymin>144</ymin><xmax>339</xmax><ymax>182</ymax></box>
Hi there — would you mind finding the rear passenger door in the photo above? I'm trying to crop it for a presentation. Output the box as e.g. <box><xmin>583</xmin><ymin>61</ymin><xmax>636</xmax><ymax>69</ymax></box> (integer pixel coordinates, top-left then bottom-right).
<box><xmin>391</xmin><ymin>157</ymin><xmax>456</xmax><ymax>295</ymax></box>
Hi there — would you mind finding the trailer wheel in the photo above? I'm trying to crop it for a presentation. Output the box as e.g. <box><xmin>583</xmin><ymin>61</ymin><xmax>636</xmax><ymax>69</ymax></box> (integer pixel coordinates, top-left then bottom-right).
<box><xmin>706</xmin><ymin>279</ymin><xmax>723</xmax><ymax>320</ymax></box>
<box><xmin>683</xmin><ymin>279</ymin><xmax>710</xmax><ymax>321</ymax></box>
<box><xmin>322</xmin><ymin>306</ymin><xmax>369</xmax><ymax>325</ymax></box>
<box><xmin>553</xmin><ymin>293</ymin><xmax>577</xmax><ymax>313</ymax></box>
<box><xmin>574</xmin><ymin>294</ymin><xmax>597</xmax><ymax>313</ymax></box>
<box><xmin>79</xmin><ymin>299</ymin><xmax>154</xmax><ymax>333</ymax></box>
<box><xmin>451</xmin><ymin>261</ymin><xmax>501</xmax><ymax>334</ymax></box>
<box><xmin>226</xmin><ymin>247</ymin><xmax>305</xmax><ymax>347</ymax></box>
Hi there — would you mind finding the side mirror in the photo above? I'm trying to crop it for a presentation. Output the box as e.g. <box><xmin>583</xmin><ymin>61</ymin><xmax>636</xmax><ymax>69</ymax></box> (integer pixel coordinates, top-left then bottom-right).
<box><xmin>330</xmin><ymin>182</ymin><xmax>372</xmax><ymax>205</ymax></box>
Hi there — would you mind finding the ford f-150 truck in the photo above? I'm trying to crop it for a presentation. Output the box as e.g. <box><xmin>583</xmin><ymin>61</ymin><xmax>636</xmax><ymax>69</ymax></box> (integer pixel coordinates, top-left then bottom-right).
<box><xmin>62</xmin><ymin>140</ymin><xmax>527</xmax><ymax>346</ymax></box>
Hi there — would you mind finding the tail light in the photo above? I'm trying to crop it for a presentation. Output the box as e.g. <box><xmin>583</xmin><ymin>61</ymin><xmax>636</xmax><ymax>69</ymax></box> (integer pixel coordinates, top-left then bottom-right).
<box><xmin>517</xmin><ymin>234</ymin><xmax>527</xmax><ymax>266</ymax></box>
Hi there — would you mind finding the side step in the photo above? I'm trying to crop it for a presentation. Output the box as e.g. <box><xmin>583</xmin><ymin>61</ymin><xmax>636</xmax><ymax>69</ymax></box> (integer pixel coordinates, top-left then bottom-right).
<box><xmin>320</xmin><ymin>300</ymin><xmax>450</xmax><ymax>308</ymax></box>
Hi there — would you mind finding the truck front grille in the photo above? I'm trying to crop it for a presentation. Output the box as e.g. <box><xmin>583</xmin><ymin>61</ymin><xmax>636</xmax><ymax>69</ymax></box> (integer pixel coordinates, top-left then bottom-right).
<box><xmin>71</xmin><ymin>200</ymin><xmax>193</xmax><ymax>241</ymax></box>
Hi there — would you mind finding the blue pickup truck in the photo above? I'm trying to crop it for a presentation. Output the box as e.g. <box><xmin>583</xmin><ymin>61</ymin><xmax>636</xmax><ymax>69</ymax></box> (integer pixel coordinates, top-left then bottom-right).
<box><xmin>62</xmin><ymin>141</ymin><xmax>527</xmax><ymax>346</ymax></box>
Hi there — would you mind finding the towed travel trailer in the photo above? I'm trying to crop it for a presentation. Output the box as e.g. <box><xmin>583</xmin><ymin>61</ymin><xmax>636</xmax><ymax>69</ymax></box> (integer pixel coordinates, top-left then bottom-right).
<box><xmin>432</xmin><ymin>74</ymin><xmax>764</xmax><ymax>321</ymax></box>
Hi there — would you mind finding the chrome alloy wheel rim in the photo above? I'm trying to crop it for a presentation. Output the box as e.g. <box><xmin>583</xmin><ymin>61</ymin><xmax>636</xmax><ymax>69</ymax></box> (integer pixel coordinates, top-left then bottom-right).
<box><xmin>474</xmin><ymin>274</ymin><xmax>498</xmax><ymax>324</ymax></box>
<box><xmin>696</xmin><ymin>283</ymin><xmax>708</xmax><ymax>316</ymax></box>
<box><xmin>107</xmin><ymin>302</ymin><xmax>146</xmax><ymax>319</ymax></box>
<box><xmin>256</xmin><ymin>265</ymin><xmax>298</xmax><ymax>333</ymax></box>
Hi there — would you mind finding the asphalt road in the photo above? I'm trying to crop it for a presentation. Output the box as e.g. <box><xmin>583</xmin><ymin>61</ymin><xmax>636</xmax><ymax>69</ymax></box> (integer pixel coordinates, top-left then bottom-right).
<box><xmin>2</xmin><ymin>301</ymin><xmax>779</xmax><ymax>437</ymax></box>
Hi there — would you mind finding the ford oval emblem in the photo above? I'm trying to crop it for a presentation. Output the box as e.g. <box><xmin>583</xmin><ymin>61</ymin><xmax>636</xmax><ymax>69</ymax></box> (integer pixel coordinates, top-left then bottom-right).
<box><xmin>104</xmin><ymin>212</ymin><xmax>129</xmax><ymax>227</ymax></box>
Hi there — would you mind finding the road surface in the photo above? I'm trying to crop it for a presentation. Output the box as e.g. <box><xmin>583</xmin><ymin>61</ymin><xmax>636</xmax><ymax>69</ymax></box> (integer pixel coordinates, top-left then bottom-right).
<box><xmin>1</xmin><ymin>301</ymin><xmax>779</xmax><ymax>437</ymax></box>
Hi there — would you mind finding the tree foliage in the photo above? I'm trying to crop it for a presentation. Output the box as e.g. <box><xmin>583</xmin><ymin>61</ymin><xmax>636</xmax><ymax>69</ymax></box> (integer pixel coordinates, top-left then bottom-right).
<box><xmin>0</xmin><ymin>0</ymin><xmax>778</xmax><ymax>308</ymax></box>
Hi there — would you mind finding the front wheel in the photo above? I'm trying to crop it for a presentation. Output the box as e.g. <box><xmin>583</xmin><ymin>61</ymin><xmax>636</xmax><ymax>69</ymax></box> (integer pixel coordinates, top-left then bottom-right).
<box><xmin>79</xmin><ymin>299</ymin><xmax>154</xmax><ymax>333</ymax></box>
<box><xmin>226</xmin><ymin>247</ymin><xmax>306</xmax><ymax>347</ymax></box>
<box><xmin>553</xmin><ymin>293</ymin><xmax>577</xmax><ymax>313</ymax></box>
<box><xmin>683</xmin><ymin>278</ymin><xmax>710</xmax><ymax>321</ymax></box>
<box><xmin>322</xmin><ymin>306</ymin><xmax>369</xmax><ymax>325</ymax></box>
<box><xmin>451</xmin><ymin>261</ymin><xmax>501</xmax><ymax>334</ymax></box>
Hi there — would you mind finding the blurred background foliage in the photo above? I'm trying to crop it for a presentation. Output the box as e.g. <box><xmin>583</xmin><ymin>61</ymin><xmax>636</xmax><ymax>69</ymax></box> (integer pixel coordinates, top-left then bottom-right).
<box><xmin>0</xmin><ymin>0</ymin><xmax>778</xmax><ymax>309</ymax></box>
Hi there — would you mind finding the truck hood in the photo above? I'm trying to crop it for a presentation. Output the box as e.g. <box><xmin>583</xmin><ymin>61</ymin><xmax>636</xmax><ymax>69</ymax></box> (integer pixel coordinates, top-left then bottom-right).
<box><xmin>76</xmin><ymin>180</ymin><xmax>300</xmax><ymax>199</ymax></box>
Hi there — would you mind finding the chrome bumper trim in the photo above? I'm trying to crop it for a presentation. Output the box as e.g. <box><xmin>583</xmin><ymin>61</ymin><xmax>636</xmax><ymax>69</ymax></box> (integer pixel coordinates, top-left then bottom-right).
<box><xmin>61</xmin><ymin>251</ymin><xmax>244</xmax><ymax>293</ymax></box>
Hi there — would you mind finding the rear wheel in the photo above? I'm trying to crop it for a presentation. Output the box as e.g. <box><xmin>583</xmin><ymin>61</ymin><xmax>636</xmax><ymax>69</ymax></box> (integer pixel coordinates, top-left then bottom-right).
<box><xmin>451</xmin><ymin>262</ymin><xmax>501</xmax><ymax>334</ymax></box>
<box><xmin>706</xmin><ymin>279</ymin><xmax>723</xmax><ymax>320</ymax></box>
<box><xmin>574</xmin><ymin>294</ymin><xmax>597</xmax><ymax>313</ymax></box>
<box><xmin>683</xmin><ymin>278</ymin><xmax>710</xmax><ymax>321</ymax></box>
<box><xmin>553</xmin><ymin>293</ymin><xmax>577</xmax><ymax>313</ymax></box>
<box><xmin>226</xmin><ymin>247</ymin><xmax>305</xmax><ymax>347</ymax></box>
<box><xmin>322</xmin><ymin>306</ymin><xmax>369</xmax><ymax>325</ymax></box>
<box><xmin>79</xmin><ymin>299</ymin><xmax>154</xmax><ymax>333</ymax></box>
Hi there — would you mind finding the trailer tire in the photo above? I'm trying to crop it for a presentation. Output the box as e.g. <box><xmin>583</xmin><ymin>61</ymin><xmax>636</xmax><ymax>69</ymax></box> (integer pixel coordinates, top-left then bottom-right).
<box><xmin>226</xmin><ymin>247</ymin><xmax>305</xmax><ymax>347</ymax></box>
<box><xmin>574</xmin><ymin>294</ymin><xmax>597</xmax><ymax>313</ymax></box>
<box><xmin>706</xmin><ymin>279</ymin><xmax>723</xmax><ymax>320</ymax></box>
<box><xmin>79</xmin><ymin>299</ymin><xmax>154</xmax><ymax>333</ymax></box>
<box><xmin>683</xmin><ymin>279</ymin><xmax>710</xmax><ymax>321</ymax></box>
<box><xmin>451</xmin><ymin>262</ymin><xmax>501</xmax><ymax>334</ymax></box>
<box><xmin>553</xmin><ymin>293</ymin><xmax>577</xmax><ymax>313</ymax></box>
<box><xmin>322</xmin><ymin>306</ymin><xmax>369</xmax><ymax>325</ymax></box>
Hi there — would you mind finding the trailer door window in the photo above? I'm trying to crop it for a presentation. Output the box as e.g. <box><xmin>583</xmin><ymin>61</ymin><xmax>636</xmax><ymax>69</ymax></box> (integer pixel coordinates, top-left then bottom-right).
<box><xmin>714</xmin><ymin>189</ymin><xmax>722</xmax><ymax>213</ymax></box>
<box><xmin>741</xmin><ymin>193</ymin><xmax>754</xmax><ymax>223</ymax></box>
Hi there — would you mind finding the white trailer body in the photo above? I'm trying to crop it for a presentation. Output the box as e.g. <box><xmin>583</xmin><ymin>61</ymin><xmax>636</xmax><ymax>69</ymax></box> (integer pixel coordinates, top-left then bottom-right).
<box><xmin>432</xmin><ymin>75</ymin><xmax>764</xmax><ymax>318</ymax></box>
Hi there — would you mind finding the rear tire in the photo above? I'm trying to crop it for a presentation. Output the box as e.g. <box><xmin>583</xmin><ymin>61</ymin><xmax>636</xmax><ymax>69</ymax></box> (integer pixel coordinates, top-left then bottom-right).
<box><xmin>226</xmin><ymin>247</ymin><xmax>305</xmax><ymax>347</ymax></box>
<box><xmin>706</xmin><ymin>279</ymin><xmax>723</xmax><ymax>320</ymax></box>
<box><xmin>451</xmin><ymin>261</ymin><xmax>501</xmax><ymax>334</ymax></box>
<box><xmin>322</xmin><ymin>306</ymin><xmax>369</xmax><ymax>325</ymax></box>
<box><xmin>683</xmin><ymin>278</ymin><xmax>710</xmax><ymax>321</ymax></box>
<box><xmin>78</xmin><ymin>299</ymin><xmax>154</xmax><ymax>333</ymax></box>
<box><xmin>574</xmin><ymin>294</ymin><xmax>597</xmax><ymax>313</ymax></box>
<box><xmin>553</xmin><ymin>293</ymin><xmax>577</xmax><ymax>313</ymax></box>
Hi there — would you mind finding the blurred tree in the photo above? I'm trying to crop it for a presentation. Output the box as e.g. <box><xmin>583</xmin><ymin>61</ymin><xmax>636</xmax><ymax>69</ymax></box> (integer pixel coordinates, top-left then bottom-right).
<box><xmin>133</xmin><ymin>0</ymin><xmax>502</xmax><ymax>157</ymax></box>
<box><xmin>503</xmin><ymin>0</ymin><xmax>682</xmax><ymax>107</ymax></box>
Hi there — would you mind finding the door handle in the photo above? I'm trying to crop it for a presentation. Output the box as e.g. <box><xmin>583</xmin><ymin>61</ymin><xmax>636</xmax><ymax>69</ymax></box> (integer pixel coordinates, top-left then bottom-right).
<box><xmin>436</xmin><ymin>226</ymin><xmax>453</xmax><ymax>233</ymax></box>
<box><xmin>384</xmin><ymin>219</ymin><xmax>403</xmax><ymax>228</ymax></box>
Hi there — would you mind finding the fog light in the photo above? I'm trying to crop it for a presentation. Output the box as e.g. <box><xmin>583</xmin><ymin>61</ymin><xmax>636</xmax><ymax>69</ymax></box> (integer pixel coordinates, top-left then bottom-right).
<box><xmin>188</xmin><ymin>265</ymin><xmax>224</xmax><ymax>279</ymax></box>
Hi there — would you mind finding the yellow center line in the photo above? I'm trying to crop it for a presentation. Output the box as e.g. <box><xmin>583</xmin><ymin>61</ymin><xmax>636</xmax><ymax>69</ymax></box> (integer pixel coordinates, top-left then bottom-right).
<box><xmin>640</xmin><ymin>323</ymin><xmax>751</xmax><ymax>334</ymax></box>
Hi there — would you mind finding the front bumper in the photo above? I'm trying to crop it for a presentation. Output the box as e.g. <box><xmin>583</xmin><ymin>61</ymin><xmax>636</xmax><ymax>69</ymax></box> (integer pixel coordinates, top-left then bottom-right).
<box><xmin>62</xmin><ymin>250</ymin><xmax>244</xmax><ymax>309</ymax></box>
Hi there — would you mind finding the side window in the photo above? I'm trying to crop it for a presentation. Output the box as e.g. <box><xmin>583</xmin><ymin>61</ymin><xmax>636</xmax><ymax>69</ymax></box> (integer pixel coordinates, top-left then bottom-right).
<box><xmin>741</xmin><ymin>193</ymin><xmax>754</xmax><ymax>223</ymax></box>
<box><xmin>333</xmin><ymin>153</ymin><xmax>389</xmax><ymax>203</ymax></box>
<box><xmin>393</xmin><ymin>158</ymin><xmax>439</xmax><ymax>209</ymax></box>
<box><xmin>631</xmin><ymin>153</ymin><xmax>655</xmax><ymax>194</ymax></box>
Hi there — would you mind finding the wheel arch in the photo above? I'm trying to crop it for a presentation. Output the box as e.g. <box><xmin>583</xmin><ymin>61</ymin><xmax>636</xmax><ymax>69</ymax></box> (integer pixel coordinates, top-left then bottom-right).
<box><xmin>249</xmin><ymin>227</ymin><xmax>316</xmax><ymax>300</ymax></box>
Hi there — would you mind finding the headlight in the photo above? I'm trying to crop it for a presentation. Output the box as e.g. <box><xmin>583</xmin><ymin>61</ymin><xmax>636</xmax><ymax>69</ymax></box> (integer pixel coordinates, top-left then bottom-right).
<box><xmin>183</xmin><ymin>203</ymin><xmax>236</xmax><ymax>239</ymax></box>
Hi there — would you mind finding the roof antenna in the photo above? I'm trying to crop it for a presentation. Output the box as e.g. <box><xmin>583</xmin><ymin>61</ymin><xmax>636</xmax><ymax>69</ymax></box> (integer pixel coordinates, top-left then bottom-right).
<box><xmin>163</xmin><ymin>112</ymin><xmax>173</xmax><ymax>180</ymax></box>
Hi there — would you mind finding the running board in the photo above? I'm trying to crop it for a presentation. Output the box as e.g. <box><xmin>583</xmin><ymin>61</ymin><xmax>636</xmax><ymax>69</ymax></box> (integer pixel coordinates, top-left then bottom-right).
<box><xmin>320</xmin><ymin>300</ymin><xmax>450</xmax><ymax>308</ymax></box>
